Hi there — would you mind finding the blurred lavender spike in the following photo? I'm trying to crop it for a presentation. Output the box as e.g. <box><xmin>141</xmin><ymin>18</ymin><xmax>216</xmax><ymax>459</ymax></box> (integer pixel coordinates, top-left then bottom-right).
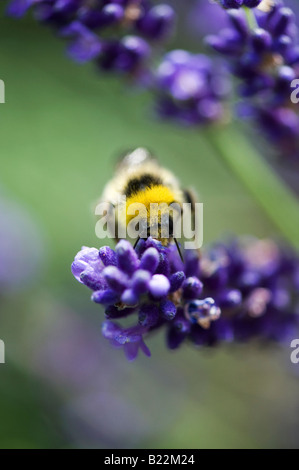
<box><xmin>206</xmin><ymin>2</ymin><xmax>299</xmax><ymax>158</ymax></box>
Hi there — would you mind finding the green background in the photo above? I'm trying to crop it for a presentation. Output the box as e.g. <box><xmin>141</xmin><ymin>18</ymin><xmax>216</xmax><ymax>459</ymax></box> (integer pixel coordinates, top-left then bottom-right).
<box><xmin>0</xmin><ymin>5</ymin><xmax>298</xmax><ymax>449</ymax></box>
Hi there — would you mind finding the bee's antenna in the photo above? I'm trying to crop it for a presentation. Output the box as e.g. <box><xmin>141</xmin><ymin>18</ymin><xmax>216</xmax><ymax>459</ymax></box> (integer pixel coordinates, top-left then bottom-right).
<box><xmin>133</xmin><ymin>236</ymin><xmax>140</xmax><ymax>250</ymax></box>
<box><xmin>174</xmin><ymin>238</ymin><xmax>184</xmax><ymax>262</ymax></box>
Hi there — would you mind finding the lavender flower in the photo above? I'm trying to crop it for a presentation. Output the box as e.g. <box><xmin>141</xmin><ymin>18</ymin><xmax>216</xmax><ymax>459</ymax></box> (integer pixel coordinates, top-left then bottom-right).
<box><xmin>7</xmin><ymin>0</ymin><xmax>175</xmax><ymax>76</ymax></box>
<box><xmin>206</xmin><ymin>2</ymin><xmax>299</xmax><ymax>157</ymax></box>
<box><xmin>154</xmin><ymin>50</ymin><xmax>231</xmax><ymax>125</ymax></box>
<box><xmin>72</xmin><ymin>236</ymin><xmax>299</xmax><ymax>359</ymax></box>
<box><xmin>72</xmin><ymin>238</ymin><xmax>220</xmax><ymax>359</ymax></box>
<box><xmin>218</xmin><ymin>0</ymin><xmax>262</xmax><ymax>8</ymax></box>
<box><xmin>61</xmin><ymin>21</ymin><xmax>102</xmax><ymax>63</ymax></box>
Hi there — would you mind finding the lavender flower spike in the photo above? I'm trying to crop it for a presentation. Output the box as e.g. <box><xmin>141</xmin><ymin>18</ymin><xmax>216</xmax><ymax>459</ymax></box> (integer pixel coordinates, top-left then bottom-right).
<box><xmin>72</xmin><ymin>238</ymin><xmax>221</xmax><ymax>359</ymax></box>
<box><xmin>72</xmin><ymin>236</ymin><xmax>299</xmax><ymax>359</ymax></box>
<box><xmin>206</xmin><ymin>3</ymin><xmax>299</xmax><ymax>157</ymax></box>
<box><xmin>7</xmin><ymin>0</ymin><xmax>175</xmax><ymax>77</ymax></box>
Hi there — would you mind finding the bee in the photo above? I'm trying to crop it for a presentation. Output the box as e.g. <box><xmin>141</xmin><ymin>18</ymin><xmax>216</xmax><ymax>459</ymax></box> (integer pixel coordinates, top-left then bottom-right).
<box><xmin>99</xmin><ymin>148</ymin><xmax>197</xmax><ymax>260</ymax></box>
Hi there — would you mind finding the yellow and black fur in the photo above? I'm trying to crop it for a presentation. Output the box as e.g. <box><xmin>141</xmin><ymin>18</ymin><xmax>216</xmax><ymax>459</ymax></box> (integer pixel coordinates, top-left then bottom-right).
<box><xmin>100</xmin><ymin>148</ymin><xmax>197</xmax><ymax>253</ymax></box>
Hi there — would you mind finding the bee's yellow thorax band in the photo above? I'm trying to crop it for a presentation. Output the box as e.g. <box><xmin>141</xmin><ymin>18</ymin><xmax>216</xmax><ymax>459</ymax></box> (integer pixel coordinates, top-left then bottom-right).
<box><xmin>125</xmin><ymin>185</ymin><xmax>176</xmax><ymax>224</ymax></box>
<box><xmin>126</xmin><ymin>185</ymin><xmax>175</xmax><ymax>210</ymax></box>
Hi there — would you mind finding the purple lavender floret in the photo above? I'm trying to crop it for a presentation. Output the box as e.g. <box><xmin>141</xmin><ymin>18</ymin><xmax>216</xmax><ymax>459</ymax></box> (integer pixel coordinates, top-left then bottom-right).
<box><xmin>7</xmin><ymin>0</ymin><xmax>175</xmax><ymax>76</ymax></box>
<box><xmin>61</xmin><ymin>21</ymin><xmax>102</xmax><ymax>63</ymax></box>
<box><xmin>154</xmin><ymin>50</ymin><xmax>231</xmax><ymax>125</ymax></box>
<box><xmin>219</xmin><ymin>0</ymin><xmax>262</xmax><ymax>8</ymax></box>
<box><xmin>206</xmin><ymin>3</ymin><xmax>299</xmax><ymax>157</ymax></box>
<box><xmin>6</xmin><ymin>0</ymin><xmax>39</xmax><ymax>18</ymax></box>
<box><xmin>136</xmin><ymin>4</ymin><xmax>175</xmax><ymax>40</ymax></box>
<box><xmin>99</xmin><ymin>35</ymin><xmax>151</xmax><ymax>73</ymax></box>
<box><xmin>102</xmin><ymin>321</ymin><xmax>151</xmax><ymax>361</ymax></box>
<box><xmin>72</xmin><ymin>236</ymin><xmax>299</xmax><ymax>359</ymax></box>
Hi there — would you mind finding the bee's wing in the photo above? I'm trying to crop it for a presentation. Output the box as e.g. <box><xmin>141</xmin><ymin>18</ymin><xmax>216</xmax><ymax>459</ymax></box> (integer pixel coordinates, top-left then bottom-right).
<box><xmin>116</xmin><ymin>147</ymin><xmax>157</xmax><ymax>172</ymax></box>
<box><xmin>101</xmin><ymin>148</ymin><xmax>156</xmax><ymax>208</ymax></box>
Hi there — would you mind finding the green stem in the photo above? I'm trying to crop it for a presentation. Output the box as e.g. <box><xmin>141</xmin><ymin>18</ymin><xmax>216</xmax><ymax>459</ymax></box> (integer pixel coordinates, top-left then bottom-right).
<box><xmin>243</xmin><ymin>6</ymin><xmax>258</xmax><ymax>30</ymax></box>
<box><xmin>204</xmin><ymin>126</ymin><xmax>299</xmax><ymax>251</ymax></box>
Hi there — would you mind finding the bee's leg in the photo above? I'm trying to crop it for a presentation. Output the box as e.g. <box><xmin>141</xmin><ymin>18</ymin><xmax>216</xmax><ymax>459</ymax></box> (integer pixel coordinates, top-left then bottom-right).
<box><xmin>174</xmin><ymin>237</ymin><xmax>184</xmax><ymax>262</ymax></box>
<box><xmin>133</xmin><ymin>236</ymin><xmax>140</xmax><ymax>249</ymax></box>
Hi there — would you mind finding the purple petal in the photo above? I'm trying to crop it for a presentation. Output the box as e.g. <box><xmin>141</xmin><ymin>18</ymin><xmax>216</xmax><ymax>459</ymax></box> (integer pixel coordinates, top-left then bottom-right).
<box><xmin>71</xmin><ymin>246</ymin><xmax>103</xmax><ymax>289</ymax></box>
<box><xmin>131</xmin><ymin>269</ymin><xmax>151</xmax><ymax>295</ymax></box>
<box><xmin>138</xmin><ymin>304</ymin><xmax>159</xmax><ymax>327</ymax></box>
<box><xmin>160</xmin><ymin>300</ymin><xmax>177</xmax><ymax>320</ymax></box>
<box><xmin>169</xmin><ymin>271</ymin><xmax>186</xmax><ymax>292</ymax></box>
<box><xmin>121</xmin><ymin>288</ymin><xmax>139</xmax><ymax>306</ymax></box>
<box><xmin>99</xmin><ymin>246</ymin><xmax>117</xmax><ymax>267</ymax></box>
<box><xmin>182</xmin><ymin>277</ymin><xmax>203</xmax><ymax>300</ymax></box>
<box><xmin>149</xmin><ymin>274</ymin><xmax>170</xmax><ymax>299</ymax></box>
<box><xmin>103</xmin><ymin>265</ymin><xmax>128</xmax><ymax>293</ymax></box>
<box><xmin>6</xmin><ymin>0</ymin><xmax>37</xmax><ymax>17</ymax></box>
<box><xmin>139</xmin><ymin>247</ymin><xmax>160</xmax><ymax>273</ymax></box>
<box><xmin>92</xmin><ymin>289</ymin><xmax>119</xmax><ymax>305</ymax></box>
<box><xmin>116</xmin><ymin>239</ymin><xmax>139</xmax><ymax>275</ymax></box>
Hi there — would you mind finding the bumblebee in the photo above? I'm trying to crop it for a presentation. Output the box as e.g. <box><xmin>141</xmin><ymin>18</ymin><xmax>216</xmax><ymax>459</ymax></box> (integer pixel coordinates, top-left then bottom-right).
<box><xmin>100</xmin><ymin>148</ymin><xmax>197</xmax><ymax>259</ymax></box>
